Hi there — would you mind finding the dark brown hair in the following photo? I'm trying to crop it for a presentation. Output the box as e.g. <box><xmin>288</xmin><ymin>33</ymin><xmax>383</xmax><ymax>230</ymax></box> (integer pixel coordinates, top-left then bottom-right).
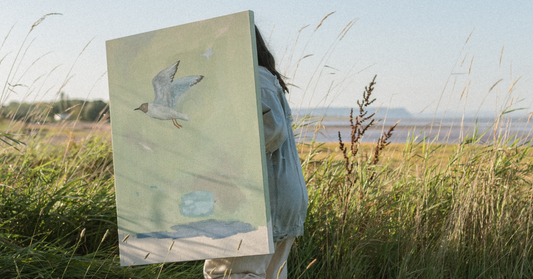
<box><xmin>255</xmin><ymin>26</ymin><xmax>289</xmax><ymax>93</ymax></box>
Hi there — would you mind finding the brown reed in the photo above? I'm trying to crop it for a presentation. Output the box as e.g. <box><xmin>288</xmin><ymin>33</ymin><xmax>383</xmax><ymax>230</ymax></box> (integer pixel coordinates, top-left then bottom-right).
<box><xmin>338</xmin><ymin>75</ymin><xmax>383</xmax><ymax>186</ymax></box>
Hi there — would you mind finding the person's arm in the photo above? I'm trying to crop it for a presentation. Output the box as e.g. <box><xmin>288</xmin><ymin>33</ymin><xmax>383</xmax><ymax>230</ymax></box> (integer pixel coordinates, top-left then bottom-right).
<box><xmin>261</xmin><ymin>88</ymin><xmax>288</xmax><ymax>153</ymax></box>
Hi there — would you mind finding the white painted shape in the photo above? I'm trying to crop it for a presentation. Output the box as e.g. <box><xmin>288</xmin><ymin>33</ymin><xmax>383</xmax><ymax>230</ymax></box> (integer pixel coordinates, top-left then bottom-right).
<box><xmin>119</xmin><ymin>225</ymin><xmax>272</xmax><ymax>266</ymax></box>
<box><xmin>201</xmin><ymin>48</ymin><xmax>214</xmax><ymax>60</ymax></box>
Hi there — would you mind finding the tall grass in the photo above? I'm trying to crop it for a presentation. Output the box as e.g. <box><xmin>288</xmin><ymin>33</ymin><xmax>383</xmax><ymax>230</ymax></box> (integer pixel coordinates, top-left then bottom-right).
<box><xmin>3</xmin><ymin>83</ymin><xmax>532</xmax><ymax>278</ymax></box>
<box><xmin>289</xmin><ymin>81</ymin><xmax>533</xmax><ymax>278</ymax></box>
<box><xmin>2</xmin><ymin>13</ymin><xmax>533</xmax><ymax>279</ymax></box>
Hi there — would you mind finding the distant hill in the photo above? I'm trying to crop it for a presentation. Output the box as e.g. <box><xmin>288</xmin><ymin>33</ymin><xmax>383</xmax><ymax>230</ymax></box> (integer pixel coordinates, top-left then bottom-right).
<box><xmin>294</xmin><ymin>107</ymin><xmax>413</xmax><ymax>118</ymax></box>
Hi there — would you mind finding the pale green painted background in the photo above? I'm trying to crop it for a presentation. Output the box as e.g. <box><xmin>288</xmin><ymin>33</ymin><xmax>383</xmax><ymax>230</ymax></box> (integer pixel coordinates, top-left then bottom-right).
<box><xmin>106</xmin><ymin>11</ymin><xmax>268</xmax><ymax>237</ymax></box>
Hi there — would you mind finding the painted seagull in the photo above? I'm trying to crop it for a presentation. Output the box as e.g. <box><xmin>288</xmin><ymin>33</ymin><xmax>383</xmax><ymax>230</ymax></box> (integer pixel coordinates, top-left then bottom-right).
<box><xmin>134</xmin><ymin>61</ymin><xmax>203</xmax><ymax>128</ymax></box>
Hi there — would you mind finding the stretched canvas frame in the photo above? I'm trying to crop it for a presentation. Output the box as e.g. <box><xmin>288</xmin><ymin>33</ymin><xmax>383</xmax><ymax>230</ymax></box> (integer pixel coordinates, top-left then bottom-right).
<box><xmin>106</xmin><ymin>11</ymin><xmax>273</xmax><ymax>266</ymax></box>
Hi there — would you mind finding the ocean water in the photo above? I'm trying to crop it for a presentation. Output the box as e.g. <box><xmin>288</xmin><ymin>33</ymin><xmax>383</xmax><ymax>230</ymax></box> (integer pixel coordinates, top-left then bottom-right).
<box><xmin>293</xmin><ymin>115</ymin><xmax>533</xmax><ymax>144</ymax></box>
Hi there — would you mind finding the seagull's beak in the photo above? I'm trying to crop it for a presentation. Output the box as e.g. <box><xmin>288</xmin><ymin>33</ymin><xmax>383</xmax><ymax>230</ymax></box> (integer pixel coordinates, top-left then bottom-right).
<box><xmin>134</xmin><ymin>103</ymin><xmax>148</xmax><ymax>113</ymax></box>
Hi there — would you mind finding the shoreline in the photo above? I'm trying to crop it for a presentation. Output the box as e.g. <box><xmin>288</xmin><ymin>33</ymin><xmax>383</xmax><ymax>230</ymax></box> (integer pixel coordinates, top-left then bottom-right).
<box><xmin>296</xmin><ymin>123</ymin><xmax>533</xmax><ymax>144</ymax></box>
<box><xmin>3</xmin><ymin>119</ymin><xmax>531</xmax><ymax>145</ymax></box>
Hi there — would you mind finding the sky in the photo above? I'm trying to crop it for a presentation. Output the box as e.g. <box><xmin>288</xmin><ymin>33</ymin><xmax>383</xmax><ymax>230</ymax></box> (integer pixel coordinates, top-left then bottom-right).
<box><xmin>1</xmin><ymin>0</ymin><xmax>532</xmax><ymax>115</ymax></box>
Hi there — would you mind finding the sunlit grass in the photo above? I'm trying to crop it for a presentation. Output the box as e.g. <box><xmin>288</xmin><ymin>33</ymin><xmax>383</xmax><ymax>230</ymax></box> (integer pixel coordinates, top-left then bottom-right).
<box><xmin>2</xmin><ymin>12</ymin><xmax>533</xmax><ymax>279</ymax></box>
<box><xmin>292</xmin><ymin>135</ymin><xmax>533</xmax><ymax>278</ymax></box>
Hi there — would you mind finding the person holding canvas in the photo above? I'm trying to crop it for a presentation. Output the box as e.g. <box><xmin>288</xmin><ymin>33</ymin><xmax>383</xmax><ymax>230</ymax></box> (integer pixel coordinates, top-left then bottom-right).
<box><xmin>204</xmin><ymin>26</ymin><xmax>309</xmax><ymax>279</ymax></box>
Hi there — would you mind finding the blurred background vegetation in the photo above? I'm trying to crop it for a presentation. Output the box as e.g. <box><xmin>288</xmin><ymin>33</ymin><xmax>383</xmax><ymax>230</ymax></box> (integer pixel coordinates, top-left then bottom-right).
<box><xmin>1</xmin><ymin>92</ymin><xmax>109</xmax><ymax>123</ymax></box>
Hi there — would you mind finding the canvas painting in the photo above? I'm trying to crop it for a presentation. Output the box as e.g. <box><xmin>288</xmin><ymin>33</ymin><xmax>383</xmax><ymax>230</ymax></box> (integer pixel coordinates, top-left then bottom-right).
<box><xmin>106</xmin><ymin>11</ymin><xmax>273</xmax><ymax>266</ymax></box>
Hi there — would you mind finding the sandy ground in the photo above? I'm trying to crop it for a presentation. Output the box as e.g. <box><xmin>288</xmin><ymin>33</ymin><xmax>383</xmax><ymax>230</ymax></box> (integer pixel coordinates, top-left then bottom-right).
<box><xmin>8</xmin><ymin>121</ymin><xmax>112</xmax><ymax>145</ymax></box>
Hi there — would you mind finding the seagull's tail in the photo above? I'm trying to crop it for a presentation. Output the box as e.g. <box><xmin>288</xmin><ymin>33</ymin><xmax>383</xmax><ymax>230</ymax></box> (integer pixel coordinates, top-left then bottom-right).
<box><xmin>174</xmin><ymin>112</ymin><xmax>190</xmax><ymax>122</ymax></box>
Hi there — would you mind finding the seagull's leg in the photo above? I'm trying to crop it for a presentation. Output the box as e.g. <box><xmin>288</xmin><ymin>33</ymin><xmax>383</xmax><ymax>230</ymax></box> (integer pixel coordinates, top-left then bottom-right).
<box><xmin>171</xmin><ymin>118</ymin><xmax>182</xmax><ymax>129</ymax></box>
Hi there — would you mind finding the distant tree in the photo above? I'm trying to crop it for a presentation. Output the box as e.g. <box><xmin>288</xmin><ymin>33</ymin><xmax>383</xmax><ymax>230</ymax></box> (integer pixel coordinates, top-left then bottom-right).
<box><xmin>1</xmin><ymin>98</ymin><xmax>109</xmax><ymax>123</ymax></box>
<box><xmin>82</xmin><ymin>100</ymin><xmax>109</xmax><ymax>122</ymax></box>
<box><xmin>59</xmin><ymin>91</ymin><xmax>65</xmax><ymax>112</ymax></box>
<box><xmin>1</xmin><ymin>102</ymin><xmax>49</xmax><ymax>122</ymax></box>
<box><xmin>3</xmin><ymin>102</ymin><xmax>29</xmax><ymax>121</ymax></box>
<box><xmin>51</xmin><ymin>92</ymin><xmax>72</xmax><ymax>119</ymax></box>
<box><xmin>65</xmin><ymin>100</ymin><xmax>84</xmax><ymax>119</ymax></box>
<box><xmin>51</xmin><ymin>101</ymin><xmax>61</xmax><ymax>115</ymax></box>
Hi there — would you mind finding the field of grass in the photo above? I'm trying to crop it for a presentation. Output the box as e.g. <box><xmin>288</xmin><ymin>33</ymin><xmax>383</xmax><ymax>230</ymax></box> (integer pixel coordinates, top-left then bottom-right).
<box><xmin>2</xmin><ymin>85</ymin><xmax>533</xmax><ymax>278</ymax></box>
<box><xmin>2</xmin><ymin>13</ymin><xmax>533</xmax><ymax>279</ymax></box>
<box><xmin>2</xmin><ymin>119</ymin><xmax>533</xmax><ymax>278</ymax></box>
<box><xmin>295</xmin><ymin>137</ymin><xmax>533</xmax><ymax>278</ymax></box>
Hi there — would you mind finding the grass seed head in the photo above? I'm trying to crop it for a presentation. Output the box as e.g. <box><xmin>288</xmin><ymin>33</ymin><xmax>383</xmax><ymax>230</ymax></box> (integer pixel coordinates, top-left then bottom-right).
<box><xmin>122</xmin><ymin>234</ymin><xmax>130</xmax><ymax>242</ymax></box>
<box><xmin>277</xmin><ymin>261</ymin><xmax>287</xmax><ymax>278</ymax></box>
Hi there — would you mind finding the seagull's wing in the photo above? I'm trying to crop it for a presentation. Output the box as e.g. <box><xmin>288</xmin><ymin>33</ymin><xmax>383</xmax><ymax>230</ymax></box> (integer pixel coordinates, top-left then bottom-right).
<box><xmin>169</xmin><ymin>75</ymin><xmax>204</xmax><ymax>108</ymax></box>
<box><xmin>152</xmin><ymin>61</ymin><xmax>180</xmax><ymax>108</ymax></box>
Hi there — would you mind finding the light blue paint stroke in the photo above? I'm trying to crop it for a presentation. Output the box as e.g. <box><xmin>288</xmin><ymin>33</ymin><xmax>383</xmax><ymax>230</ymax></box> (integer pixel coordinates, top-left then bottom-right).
<box><xmin>150</xmin><ymin>186</ymin><xmax>157</xmax><ymax>189</ymax></box>
<box><xmin>180</xmin><ymin>191</ymin><xmax>215</xmax><ymax>217</ymax></box>
<box><xmin>136</xmin><ymin>219</ymin><xmax>255</xmax><ymax>239</ymax></box>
